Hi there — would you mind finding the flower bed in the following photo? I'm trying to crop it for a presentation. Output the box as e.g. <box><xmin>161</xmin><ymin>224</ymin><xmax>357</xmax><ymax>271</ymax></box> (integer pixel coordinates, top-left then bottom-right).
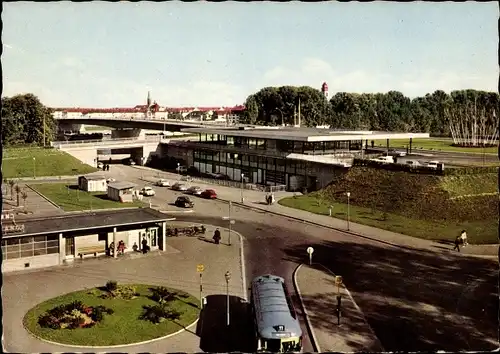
<box><xmin>24</xmin><ymin>282</ymin><xmax>200</xmax><ymax>346</ymax></box>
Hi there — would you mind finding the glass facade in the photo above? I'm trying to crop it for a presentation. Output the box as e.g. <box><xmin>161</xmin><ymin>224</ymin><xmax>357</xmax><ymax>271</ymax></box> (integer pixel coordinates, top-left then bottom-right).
<box><xmin>1</xmin><ymin>235</ymin><xmax>59</xmax><ymax>260</ymax></box>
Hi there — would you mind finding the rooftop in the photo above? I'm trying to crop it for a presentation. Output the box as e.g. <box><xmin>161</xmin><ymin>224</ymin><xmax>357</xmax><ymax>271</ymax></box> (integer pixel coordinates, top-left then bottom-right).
<box><xmin>181</xmin><ymin>126</ymin><xmax>430</xmax><ymax>142</ymax></box>
<box><xmin>107</xmin><ymin>181</ymin><xmax>137</xmax><ymax>190</ymax></box>
<box><xmin>80</xmin><ymin>174</ymin><xmax>106</xmax><ymax>181</ymax></box>
<box><xmin>1</xmin><ymin>208</ymin><xmax>174</xmax><ymax>238</ymax></box>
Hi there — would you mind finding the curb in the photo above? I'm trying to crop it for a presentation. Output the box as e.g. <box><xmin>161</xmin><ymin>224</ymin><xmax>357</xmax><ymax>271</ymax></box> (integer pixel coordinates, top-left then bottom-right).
<box><xmin>25</xmin><ymin>184</ymin><xmax>62</xmax><ymax>210</ymax></box>
<box><xmin>238</xmin><ymin>231</ymin><xmax>248</xmax><ymax>302</ymax></box>
<box><xmin>216</xmin><ymin>198</ymin><xmax>498</xmax><ymax>259</ymax></box>
<box><xmin>292</xmin><ymin>263</ymin><xmax>320</xmax><ymax>353</ymax></box>
<box><xmin>24</xmin><ymin>317</ymin><xmax>199</xmax><ymax>349</ymax></box>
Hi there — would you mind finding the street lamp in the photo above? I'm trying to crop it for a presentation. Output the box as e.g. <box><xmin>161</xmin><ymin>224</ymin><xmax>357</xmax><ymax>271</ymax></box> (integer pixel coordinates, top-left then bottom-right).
<box><xmin>240</xmin><ymin>173</ymin><xmax>245</xmax><ymax>203</ymax></box>
<box><xmin>222</xmin><ymin>201</ymin><xmax>235</xmax><ymax>246</ymax></box>
<box><xmin>224</xmin><ymin>271</ymin><xmax>231</xmax><ymax>327</ymax></box>
<box><xmin>177</xmin><ymin>162</ymin><xmax>180</xmax><ymax>179</ymax></box>
<box><xmin>346</xmin><ymin>192</ymin><xmax>351</xmax><ymax>231</ymax></box>
<box><xmin>32</xmin><ymin>157</ymin><xmax>36</xmax><ymax>179</ymax></box>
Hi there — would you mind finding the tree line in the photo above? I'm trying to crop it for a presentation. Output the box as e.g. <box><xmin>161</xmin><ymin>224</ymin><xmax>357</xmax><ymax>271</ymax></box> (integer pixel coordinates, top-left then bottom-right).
<box><xmin>242</xmin><ymin>86</ymin><xmax>499</xmax><ymax>137</ymax></box>
<box><xmin>2</xmin><ymin>94</ymin><xmax>56</xmax><ymax>146</ymax></box>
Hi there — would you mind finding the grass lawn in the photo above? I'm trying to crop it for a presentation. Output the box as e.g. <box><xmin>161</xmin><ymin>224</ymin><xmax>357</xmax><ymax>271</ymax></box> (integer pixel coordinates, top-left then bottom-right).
<box><xmin>3</xmin><ymin>147</ymin><xmax>97</xmax><ymax>179</ymax></box>
<box><xmin>30</xmin><ymin>183</ymin><xmax>146</xmax><ymax>211</ymax></box>
<box><xmin>373</xmin><ymin>138</ymin><xmax>497</xmax><ymax>154</ymax></box>
<box><xmin>23</xmin><ymin>284</ymin><xmax>200</xmax><ymax>346</ymax></box>
<box><xmin>440</xmin><ymin>173</ymin><xmax>498</xmax><ymax>198</ymax></box>
<box><xmin>279</xmin><ymin>195</ymin><xmax>497</xmax><ymax>244</ymax></box>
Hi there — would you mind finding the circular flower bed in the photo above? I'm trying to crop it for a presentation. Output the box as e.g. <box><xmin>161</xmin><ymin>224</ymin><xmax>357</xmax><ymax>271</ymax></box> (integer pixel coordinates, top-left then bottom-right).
<box><xmin>24</xmin><ymin>281</ymin><xmax>200</xmax><ymax>346</ymax></box>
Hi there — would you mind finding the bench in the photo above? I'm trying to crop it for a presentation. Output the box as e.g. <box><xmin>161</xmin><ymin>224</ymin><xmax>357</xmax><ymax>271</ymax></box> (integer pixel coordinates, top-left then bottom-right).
<box><xmin>77</xmin><ymin>245</ymin><xmax>106</xmax><ymax>258</ymax></box>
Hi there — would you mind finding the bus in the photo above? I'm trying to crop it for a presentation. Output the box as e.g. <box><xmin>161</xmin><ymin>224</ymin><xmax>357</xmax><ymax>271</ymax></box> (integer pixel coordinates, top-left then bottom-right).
<box><xmin>250</xmin><ymin>274</ymin><xmax>303</xmax><ymax>353</ymax></box>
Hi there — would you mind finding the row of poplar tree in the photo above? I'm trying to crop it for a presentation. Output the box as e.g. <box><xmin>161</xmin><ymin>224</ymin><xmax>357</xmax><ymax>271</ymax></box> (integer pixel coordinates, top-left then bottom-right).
<box><xmin>242</xmin><ymin>87</ymin><xmax>499</xmax><ymax>136</ymax></box>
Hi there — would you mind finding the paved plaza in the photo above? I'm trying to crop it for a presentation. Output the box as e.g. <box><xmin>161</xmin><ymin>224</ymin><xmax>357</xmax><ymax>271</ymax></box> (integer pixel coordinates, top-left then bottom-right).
<box><xmin>2</xmin><ymin>225</ymin><xmax>245</xmax><ymax>353</ymax></box>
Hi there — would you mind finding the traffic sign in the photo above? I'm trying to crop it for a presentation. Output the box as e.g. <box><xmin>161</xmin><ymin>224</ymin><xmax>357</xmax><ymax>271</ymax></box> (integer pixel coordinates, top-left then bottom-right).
<box><xmin>306</xmin><ymin>247</ymin><xmax>314</xmax><ymax>255</ymax></box>
<box><xmin>197</xmin><ymin>264</ymin><xmax>205</xmax><ymax>273</ymax></box>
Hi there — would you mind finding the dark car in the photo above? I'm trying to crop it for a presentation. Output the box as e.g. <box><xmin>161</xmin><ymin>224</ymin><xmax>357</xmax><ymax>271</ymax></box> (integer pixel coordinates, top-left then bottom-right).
<box><xmin>175</xmin><ymin>196</ymin><xmax>194</xmax><ymax>208</ymax></box>
<box><xmin>200</xmin><ymin>189</ymin><xmax>217</xmax><ymax>199</ymax></box>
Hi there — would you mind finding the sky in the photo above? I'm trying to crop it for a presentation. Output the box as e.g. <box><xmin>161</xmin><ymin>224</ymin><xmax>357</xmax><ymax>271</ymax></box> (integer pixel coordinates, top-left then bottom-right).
<box><xmin>2</xmin><ymin>1</ymin><xmax>498</xmax><ymax>108</ymax></box>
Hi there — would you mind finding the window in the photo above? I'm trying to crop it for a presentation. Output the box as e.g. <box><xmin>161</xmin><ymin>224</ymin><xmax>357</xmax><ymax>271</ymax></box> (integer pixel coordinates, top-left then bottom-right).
<box><xmin>1</xmin><ymin>235</ymin><xmax>59</xmax><ymax>260</ymax></box>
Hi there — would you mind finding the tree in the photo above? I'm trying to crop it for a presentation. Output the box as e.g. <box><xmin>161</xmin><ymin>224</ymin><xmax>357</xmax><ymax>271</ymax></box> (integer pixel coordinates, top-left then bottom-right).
<box><xmin>15</xmin><ymin>184</ymin><xmax>21</xmax><ymax>207</ymax></box>
<box><xmin>21</xmin><ymin>189</ymin><xmax>28</xmax><ymax>207</ymax></box>
<box><xmin>8</xmin><ymin>180</ymin><xmax>15</xmax><ymax>200</ymax></box>
<box><xmin>242</xmin><ymin>94</ymin><xmax>259</xmax><ymax>125</ymax></box>
<box><xmin>1</xmin><ymin>93</ymin><xmax>55</xmax><ymax>146</ymax></box>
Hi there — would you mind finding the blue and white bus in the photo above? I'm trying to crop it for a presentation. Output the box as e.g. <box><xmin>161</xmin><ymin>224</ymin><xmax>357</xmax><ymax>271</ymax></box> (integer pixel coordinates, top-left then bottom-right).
<box><xmin>250</xmin><ymin>274</ymin><xmax>303</xmax><ymax>353</ymax></box>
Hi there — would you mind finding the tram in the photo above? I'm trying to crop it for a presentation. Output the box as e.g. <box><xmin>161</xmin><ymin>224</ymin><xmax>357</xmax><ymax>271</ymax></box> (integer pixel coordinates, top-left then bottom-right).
<box><xmin>250</xmin><ymin>274</ymin><xmax>303</xmax><ymax>353</ymax></box>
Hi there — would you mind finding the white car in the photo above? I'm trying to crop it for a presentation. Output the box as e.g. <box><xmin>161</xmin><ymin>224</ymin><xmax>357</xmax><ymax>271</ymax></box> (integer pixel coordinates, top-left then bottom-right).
<box><xmin>106</xmin><ymin>178</ymin><xmax>116</xmax><ymax>184</ymax></box>
<box><xmin>155</xmin><ymin>179</ymin><xmax>170</xmax><ymax>187</ymax></box>
<box><xmin>405</xmin><ymin>160</ymin><xmax>421</xmax><ymax>167</ymax></box>
<box><xmin>426</xmin><ymin>160</ymin><xmax>443</xmax><ymax>169</ymax></box>
<box><xmin>171</xmin><ymin>183</ymin><xmax>188</xmax><ymax>191</ymax></box>
<box><xmin>97</xmin><ymin>162</ymin><xmax>104</xmax><ymax>169</ymax></box>
<box><xmin>140</xmin><ymin>187</ymin><xmax>156</xmax><ymax>196</ymax></box>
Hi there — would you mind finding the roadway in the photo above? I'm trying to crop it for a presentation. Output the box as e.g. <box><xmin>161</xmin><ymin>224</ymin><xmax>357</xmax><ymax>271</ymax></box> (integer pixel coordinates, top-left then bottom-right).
<box><xmin>108</xmin><ymin>165</ymin><xmax>498</xmax><ymax>352</ymax></box>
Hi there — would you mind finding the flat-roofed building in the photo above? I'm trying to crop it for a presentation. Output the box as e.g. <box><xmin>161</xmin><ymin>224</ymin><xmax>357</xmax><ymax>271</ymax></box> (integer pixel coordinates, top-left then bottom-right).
<box><xmin>78</xmin><ymin>174</ymin><xmax>107</xmax><ymax>192</ymax></box>
<box><xmin>107</xmin><ymin>181</ymin><xmax>137</xmax><ymax>202</ymax></box>
<box><xmin>165</xmin><ymin>126</ymin><xmax>429</xmax><ymax>192</ymax></box>
<box><xmin>1</xmin><ymin>208</ymin><xmax>174</xmax><ymax>273</ymax></box>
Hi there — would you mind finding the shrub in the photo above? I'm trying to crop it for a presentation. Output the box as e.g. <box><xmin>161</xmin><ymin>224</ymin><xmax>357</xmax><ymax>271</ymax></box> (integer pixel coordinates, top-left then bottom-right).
<box><xmin>150</xmin><ymin>286</ymin><xmax>178</xmax><ymax>304</ymax></box>
<box><xmin>101</xmin><ymin>285</ymin><xmax>138</xmax><ymax>300</ymax></box>
<box><xmin>38</xmin><ymin>314</ymin><xmax>59</xmax><ymax>329</ymax></box>
<box><xmin>105</xmin><ymin>280</ymin><xmax>118</xmax><ymax>292</ymax></box>
<box><xmin>139</xmin><ymin>304</ymin><xmax>182</xmax><ymax>324</ymax></box>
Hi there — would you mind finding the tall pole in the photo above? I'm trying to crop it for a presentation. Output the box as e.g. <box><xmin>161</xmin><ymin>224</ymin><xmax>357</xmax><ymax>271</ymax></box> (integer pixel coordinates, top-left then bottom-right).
<box><xmin>228</xmin><ymin>201</ymin><xmax>232</xmax><ymax>246</ymax></box>
<box><xmin>240</xmin><ymin>174</ymin><xmax>244</xmax><ymax>203</ymax></box>
<box><xmin>225</xmin><ymin>271</ymin><xmax>231</xmax><ymax>327</ymax></box>
<box><xmin>43</xmin><ymin>115</ymin><xmax>46</xmax><ymax>147</ymax></box>
<box><xmin>347</xmin><ymin>192</ymin><xmax>351</xmax><ymax>231</ymax></box>
<box><xmin>32</xmin><ymin>157</ymin><xmax>36</xmax><ymax>179</ymax></box>
<box><xmin>199</xmin><ymin>273</ymin><xmax>203</xmax><ymax>308</ymax></box>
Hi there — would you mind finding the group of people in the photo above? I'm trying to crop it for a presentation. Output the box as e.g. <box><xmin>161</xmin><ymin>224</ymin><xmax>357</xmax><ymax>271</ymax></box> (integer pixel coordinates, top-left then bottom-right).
<box><xmin>108</xmin><ymin>240</ymin><xmax>126</xmax><ymax>256</ymax></box>
<box><xmin>453</xmin><ymin>230</ymin><xmax>468</xmax><ymax>252</ymax></box>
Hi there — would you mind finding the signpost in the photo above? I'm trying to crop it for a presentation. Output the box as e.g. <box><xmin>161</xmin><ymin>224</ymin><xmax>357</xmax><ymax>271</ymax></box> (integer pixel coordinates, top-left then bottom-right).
<box><xmin>197</xmin><ymin>264</ymin><xmax>205</xmax><ymax>308</ymax></box>
<box><xmin>306</xmin><ymin>246</ymin><xmax>314</xmax><ymax>266</ymax></box>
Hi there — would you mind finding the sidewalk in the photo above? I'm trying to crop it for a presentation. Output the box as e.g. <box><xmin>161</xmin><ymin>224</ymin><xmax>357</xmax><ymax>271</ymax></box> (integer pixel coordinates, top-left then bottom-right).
<box><xmin>133</xmin><ymin>166</ymin><xmax>497</xmax><ymax>259</ymax></box>
<box><xmin>294</xmin><ymin>263</ymin><xmax>384</xmax><ymax>352</ymax></box>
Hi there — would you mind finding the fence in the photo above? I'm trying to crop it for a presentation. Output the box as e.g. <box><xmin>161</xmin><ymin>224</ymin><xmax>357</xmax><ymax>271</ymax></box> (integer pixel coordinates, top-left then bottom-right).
<box><xmin>188</xmin><ymin>176</ymin><xmax>287</xmax><ymax>192</ymax></box>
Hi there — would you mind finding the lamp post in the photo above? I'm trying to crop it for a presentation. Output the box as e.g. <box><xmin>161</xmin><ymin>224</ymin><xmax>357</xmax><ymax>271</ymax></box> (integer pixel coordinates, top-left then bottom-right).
<box><xmin>177</xmin><ymin>162</ymin><xmax>180</xmax><ymax>179</ymax></box>
<box><xmin>222</xmin><ymin>201</ymin><xmax>235</xmax><ymax>246</ymax></box>
<box><xmin>32</xmin><ymin>157</ymin><xmax>36</xmax><ymax>179</ymax></box>
<box><xmin>224</xmin><ymin>271</ymin><xmax>231</xmax><ymax>326</ymax></box>
<box><xmin>240</xmin><ymin>173</ymin><xmax>245</xmax><ymax>203</ymax></box>
<box><xmin>346</xmin><ymin>192</ymin><xmax>351</xmax><ymax>231</ymax></box>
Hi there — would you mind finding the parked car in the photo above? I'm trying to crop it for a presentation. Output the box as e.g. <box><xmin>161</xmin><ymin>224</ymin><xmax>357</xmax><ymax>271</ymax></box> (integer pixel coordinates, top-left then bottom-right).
<box><xmin>97</xmin><ymin>162</ymin><xmax>104</xmax><ymax>169</ymax></box>
<box><xmin>388</xmin><ymin>148</ymin><xmax>407</xmax><ymax>157</ymax></box>
<box><xmin>155</xmin><ymin>179</ymin><xmax>170</xmax><ymax>187</ymax></box>
<box><xmin>180</xmin><ymin>175</ymin><xmax>193</xmax><ymax>182</ymax></box>
<box><xmin>125</xmin><ymin>159</ymin><xmax>136</xmax><ymax>165</ymax></box>
<box><xmin>175</xmin><ymin>196</ymin><xmax>194</xmax><ymax>208</ymax></box>
<box><xmin>370</xmin><ymin>156</ymin><xmax>394</xmax><ymax>164</ymax></box>
<box><xmin>426</xmin><ymin>160</ymin><xmax>444</xmax><ymax>169</ymax></box>
<box><xmin>106</xmin><ymin>178</ymin><xmax>116</xmax><ymax>184</ymax></box>
<box><xmin>171</xmin><ymin>183</ymin><xmax>188</xmax><ymax>191</ymax></box>
<box><xmin>186</xmin><ymin>186</ymin><xmax>202</xmax><ymax>196</ymax></box>
<box><xmin>200</xmin><ymin>189</ymin><xmax>218</xmax><ymax>199</ymax></box>
<box><xmin>140</xmin><ymin>186</ymin><xmax>156</xmax><ymax>196</ymax></box>
<box><xmin>405</xmin><ymin>160</ymin><xmax>421</xmax><ymax>167</ymax></box>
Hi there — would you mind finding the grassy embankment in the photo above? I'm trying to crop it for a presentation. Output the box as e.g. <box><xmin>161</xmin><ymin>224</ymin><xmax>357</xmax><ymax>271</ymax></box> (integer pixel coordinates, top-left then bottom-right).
<box><xmin>280</xmin><ymin>168</ymin><xmax>498</xmax><ymax>244</ymax></box>
<box><xmin>373</xmin><ymin>138</ymin><xmax>497</xmax><ymax>154</ymax></box>
<box><xmin>30</xmin><ymin>183</ymin><xmax>146</xmax><ymax>212</ymax></box>
<box><xmin>3</xmin><ymin>147</ymin><xmax>97</xmax><ymax>179</ymax></box>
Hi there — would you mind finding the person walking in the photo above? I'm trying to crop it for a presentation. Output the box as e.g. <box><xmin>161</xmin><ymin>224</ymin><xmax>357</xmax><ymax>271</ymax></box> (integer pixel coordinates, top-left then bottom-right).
<box><xmin>453</xmin><ymin>235</ymin><xmax>462</xmax><ymax>252</ymax></box>
<box><xmin>460</xmin><ymin>230</ymin><xmax>468</xmax><ymax>247</ymax></box>
<box><xmin>213</xmin><ymin>228</ymin><xmax>221</xmax><ymax>245</ymax></box>
<box><xmin>141</xmin><ymin>237</ymin><xmax>148</xmax><ymax>254</ymax></box>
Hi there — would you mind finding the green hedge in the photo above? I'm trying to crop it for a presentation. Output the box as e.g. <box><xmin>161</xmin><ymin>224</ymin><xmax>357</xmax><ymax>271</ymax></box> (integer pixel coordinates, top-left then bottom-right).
<box><xmin>443</xmin><ymin>166</ymin><xmax>498</xmax><ymax>175</ymax></box>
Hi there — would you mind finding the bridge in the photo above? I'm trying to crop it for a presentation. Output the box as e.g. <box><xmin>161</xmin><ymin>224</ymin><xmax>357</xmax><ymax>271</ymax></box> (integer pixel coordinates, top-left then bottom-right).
<box><xmin>51</xmin><ymin>135</ymin><xmax>175</xmax><ymax>167</ymax></box>
<box><xmin>55</xmin><ymin>114</ymin><xmax>238</xmax><ymax>138</ymax></box>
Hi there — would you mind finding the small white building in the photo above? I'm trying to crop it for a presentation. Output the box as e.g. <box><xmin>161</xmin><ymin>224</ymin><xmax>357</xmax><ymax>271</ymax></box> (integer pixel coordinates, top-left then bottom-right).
<box><xmin>78</xmin><ymin>175</ymin><xmax>107</xmax><ymax>192</ymax></box>
<box><xmin>107</xmin><ymin>181</ymin><xmax>137</xmax><ymax>203</ymax></box>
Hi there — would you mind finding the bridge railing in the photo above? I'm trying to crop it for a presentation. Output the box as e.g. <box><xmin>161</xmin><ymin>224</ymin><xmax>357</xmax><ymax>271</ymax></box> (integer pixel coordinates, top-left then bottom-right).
<box><xmin>51</xmin><ymin>135</ymin><xmax>164</xmax><ymax>147</ymax></box>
